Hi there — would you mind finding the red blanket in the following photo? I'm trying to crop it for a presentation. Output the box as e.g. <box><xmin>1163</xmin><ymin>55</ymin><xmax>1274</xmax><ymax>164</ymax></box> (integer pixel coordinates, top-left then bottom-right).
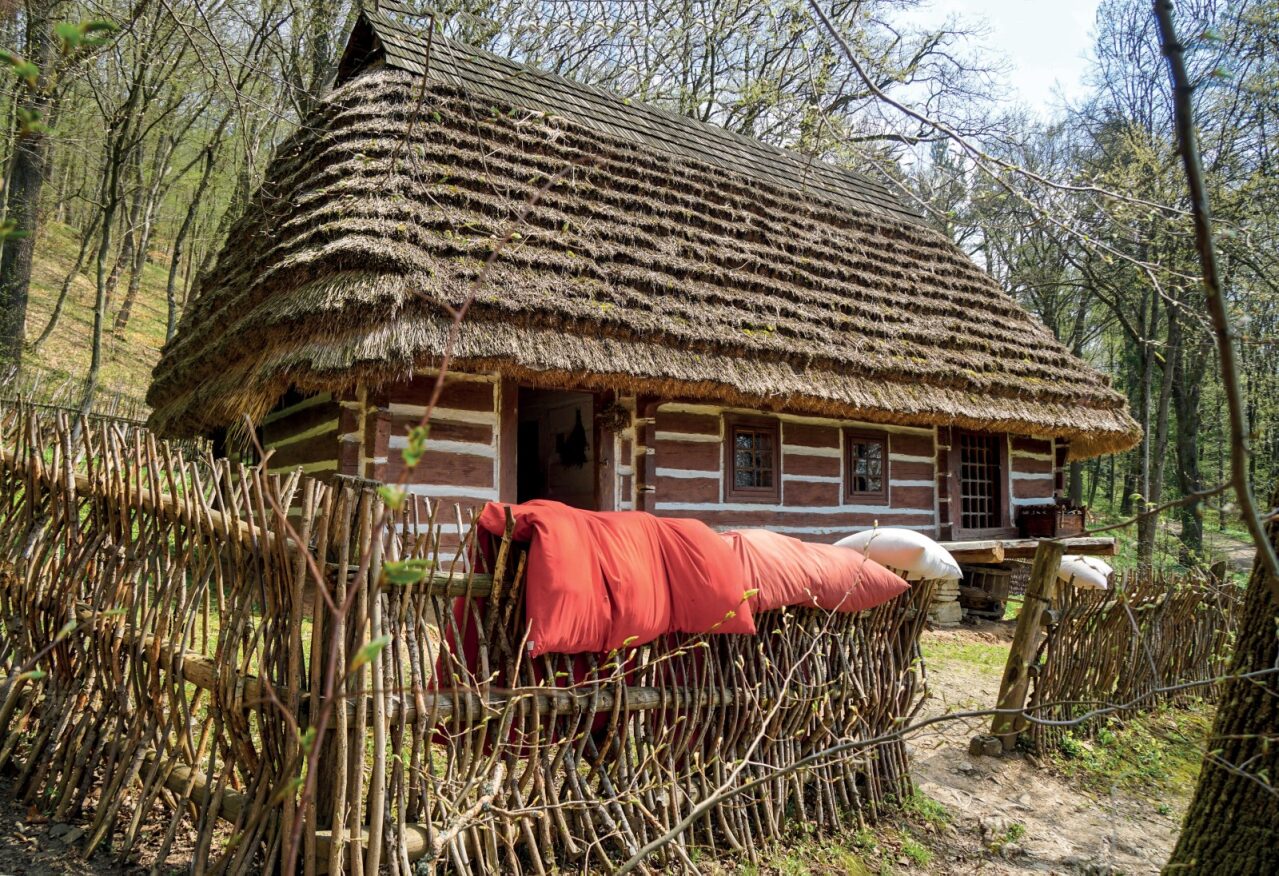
<box><xmin>477</xmin><ymin>501</ymin><xmax>755</xmax><ymax>656</ymax></box>
<box><xmin>476</xmin><ymin>502</ymin><xmax>910</xmax><ymax>656</ymax></box>
<box><xmin>721</xmin><ymin>528</ymin><xmax>910</xmax><ymax>614</ymax></box>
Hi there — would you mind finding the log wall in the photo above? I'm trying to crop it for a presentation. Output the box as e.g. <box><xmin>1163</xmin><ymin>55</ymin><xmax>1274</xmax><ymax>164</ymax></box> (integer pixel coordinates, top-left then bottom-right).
<box><xmin>262</xmin><ymin>391</ymin><xmax>340</xmax><ymax>479</ymax></box>
<box><xmin>642</xmin><ymin>402</ymin><xmax>940</xmax><ymax>540</ymax></box>
<box><xmin>264</xmin><ymin>382</ymin><xmax>1070</xmax><ymax>544</ymax></box>
<box><xmin>1010</xmin><ymin>435</ymin><xmax>1059</xmax><ymax>511</ymax></box>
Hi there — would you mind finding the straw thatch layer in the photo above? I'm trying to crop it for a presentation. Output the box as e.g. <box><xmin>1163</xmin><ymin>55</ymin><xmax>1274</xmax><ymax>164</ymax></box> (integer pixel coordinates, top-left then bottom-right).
<box><xmin>148</xmin><ymin>22</ymin><xmax>1139</xmax><ymax>458</ymax></box>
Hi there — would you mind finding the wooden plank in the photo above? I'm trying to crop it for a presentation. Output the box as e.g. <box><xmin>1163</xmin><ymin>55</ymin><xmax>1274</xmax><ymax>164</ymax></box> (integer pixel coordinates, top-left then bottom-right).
<box><xmin>940</xmin><ymin>536</ymin><xmax>1116</xmax><ymax>562</ymax></box>
<box><xmin>990</xmin><ymin>540</ymin><xmax>1064</xmax><ymax>749</ymax></box>
<box><xmin>1002</xmin><ymin>537</ymin><xmax>1116</xmax><ymax>558</ymax></box>
<box><xmin>498</xmin><ymin>378</ymin><xmax>518</xmax><ymax>503</ymax></box>
<box><xmin>938</xmin><ymin>540</ymin><xmax>1005</xmax><ymax>564</ymax></box>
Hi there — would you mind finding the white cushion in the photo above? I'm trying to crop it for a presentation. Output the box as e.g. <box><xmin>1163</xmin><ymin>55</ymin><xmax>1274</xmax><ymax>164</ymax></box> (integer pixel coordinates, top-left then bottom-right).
<box><xmin>834</xmin><ymin>528</ymin><xmax>962</xmax><ymax>581</ymax></box>
<box><xmin>1057</xmin><ymin>555</ymin><xmax>1113</xmax><ymax>590</ymax></box>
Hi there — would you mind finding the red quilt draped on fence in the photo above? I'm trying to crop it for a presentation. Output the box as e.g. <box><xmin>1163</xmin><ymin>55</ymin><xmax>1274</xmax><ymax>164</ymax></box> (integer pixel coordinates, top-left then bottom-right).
<box><xmin>475</xmin><ymin>501</ymin><xmax>909</xmax><ymax>657</ymax></box>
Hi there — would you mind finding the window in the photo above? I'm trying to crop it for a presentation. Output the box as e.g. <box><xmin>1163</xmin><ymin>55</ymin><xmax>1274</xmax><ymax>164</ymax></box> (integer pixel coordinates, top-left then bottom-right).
<box><xmin>957</xmin><ymin>431</ymin><xmax>1005</xmax><ymax>532</ymax></box>
<box><xmin>725</xmin><ymin>418</ymin><xmax>780</xmax><ymax>501</ymax></box>
<box><xmin>845</xmin><ymin>430</ymin><xmax>887</xmax><ymax>503</ymax></box>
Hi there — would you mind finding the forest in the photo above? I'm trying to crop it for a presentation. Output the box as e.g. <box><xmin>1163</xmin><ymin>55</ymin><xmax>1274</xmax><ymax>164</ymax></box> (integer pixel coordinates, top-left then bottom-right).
<box><xmin>1</xmin><ymin>1</ymin><xmax>1275</xmax><ymax>575</ymax></box>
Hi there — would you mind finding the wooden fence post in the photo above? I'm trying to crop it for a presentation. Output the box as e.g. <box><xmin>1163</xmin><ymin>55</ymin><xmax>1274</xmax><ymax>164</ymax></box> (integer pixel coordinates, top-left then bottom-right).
<box><xmin>989</xmin><ymin>539</ymin><xmax>1065</xmax><ymax>751</ymax></box>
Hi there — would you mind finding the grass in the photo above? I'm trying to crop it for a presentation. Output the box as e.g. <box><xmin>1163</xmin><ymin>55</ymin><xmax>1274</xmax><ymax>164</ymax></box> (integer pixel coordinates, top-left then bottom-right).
<box><xmin>20</xmin><ymin>221</ymin><xmax>172</xmax><ymax>401</ymax></box>
<box><xmin>919</xmin><ymin>637</ymin><xmax>1007</xmax><ymax>672</ymax></box>
<box><xmin>729</xmin><ymin>793</ymin><xmax>953</xmax><ymax>874</ymax></box>
<box><xmin>1050</xmin><ymin>703</ymin><xmax>1214</xmax><ymax>810</ymax></box>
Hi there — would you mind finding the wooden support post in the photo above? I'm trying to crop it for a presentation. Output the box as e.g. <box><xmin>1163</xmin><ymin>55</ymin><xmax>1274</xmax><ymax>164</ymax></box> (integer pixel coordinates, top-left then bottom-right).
<box><xmin>989</xmin><ymin>539</ymin><xmax>1064</xmax><ymax>751</ymax></box>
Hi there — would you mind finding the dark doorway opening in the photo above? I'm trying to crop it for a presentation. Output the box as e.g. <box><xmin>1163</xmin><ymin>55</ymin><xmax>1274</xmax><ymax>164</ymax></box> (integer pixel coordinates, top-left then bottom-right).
<box><xmin>516</xmin><ymin>388</ymin><xmax>595</xmax><ymax>508</ymax></box>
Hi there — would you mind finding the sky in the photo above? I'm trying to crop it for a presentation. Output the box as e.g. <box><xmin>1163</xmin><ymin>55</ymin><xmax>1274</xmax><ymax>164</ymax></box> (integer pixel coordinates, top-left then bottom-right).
<box><xmin>923</xmin><ymin>0</ymin><xmax>1103</xmax><ymax>113</ymax></box>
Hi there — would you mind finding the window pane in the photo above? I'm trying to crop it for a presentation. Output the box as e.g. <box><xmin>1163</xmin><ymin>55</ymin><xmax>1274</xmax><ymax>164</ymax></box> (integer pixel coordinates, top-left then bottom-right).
<box><xmin>729</xmin><ymin>424</ymin><xmax>779</xmax><ymax>496</ymax></box>
<box><xmin>849</xmin><ymin>435</ymin><xmax>885</xmax><ymax>496</ymax></box>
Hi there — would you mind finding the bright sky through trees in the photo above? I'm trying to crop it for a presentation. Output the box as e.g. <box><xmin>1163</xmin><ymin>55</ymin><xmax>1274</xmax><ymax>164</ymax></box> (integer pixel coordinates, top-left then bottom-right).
<box><xmin>916</xmin><ymin>0</ymin><xmax>1102</xmax><ymax>110</ymax></box>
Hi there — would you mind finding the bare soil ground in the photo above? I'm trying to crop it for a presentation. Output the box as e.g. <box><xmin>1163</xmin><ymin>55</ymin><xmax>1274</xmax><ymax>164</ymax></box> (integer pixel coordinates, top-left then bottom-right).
<box><xmin>909</xmin><ymin>622</ymin><xmax>1185</xmax><ymax>875</ymax></box>
<box><xmin>0</xmin><ymin>792</ymin><xmax>139</xmax><ymax>875</ymax></box>
<box><xmin>0</xmin><ymin>780</ymin><xmax>192</xmax><ymax>875</ymax></box>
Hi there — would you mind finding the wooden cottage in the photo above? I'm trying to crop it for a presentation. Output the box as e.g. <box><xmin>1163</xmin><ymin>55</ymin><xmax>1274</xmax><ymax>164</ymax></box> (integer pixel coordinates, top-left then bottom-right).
<box><xmin>147</xmin><ymin>9</ymin><xmax>1140</xmax><ymax>549</ymax></box>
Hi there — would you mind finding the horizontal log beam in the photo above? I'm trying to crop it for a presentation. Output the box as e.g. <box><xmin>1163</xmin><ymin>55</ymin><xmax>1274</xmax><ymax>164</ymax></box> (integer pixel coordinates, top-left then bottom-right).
<box><xmin>940</xmin><ymin>536</ymin><xmax>1116</xmax><ymax>563</ymax></box>
<box><xmin>392</xmin><ymin>683</ymin><xmax>751</xmax><ymax>725</ymax></box>
<box><xmin>1002</xmin><ymin>537</ymin><xmax>1116</xmax><ymax>559</ymax></box>
<box><xmin>939</xmin><ymin>540</ymin><xmax>1005</xmax><ymax>564</ymax></box>
<box><xmin>2</xmin><ymin>448</ymin><xmax>279</xmax><ymax>554</ymax></box>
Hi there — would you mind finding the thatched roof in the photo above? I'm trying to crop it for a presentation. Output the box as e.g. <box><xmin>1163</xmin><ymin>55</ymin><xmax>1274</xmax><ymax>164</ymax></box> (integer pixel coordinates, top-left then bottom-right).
<box><xmin>147</xmin><ymin>9</ymin><xmax>1139</xmax><ymax>459</ymax></box>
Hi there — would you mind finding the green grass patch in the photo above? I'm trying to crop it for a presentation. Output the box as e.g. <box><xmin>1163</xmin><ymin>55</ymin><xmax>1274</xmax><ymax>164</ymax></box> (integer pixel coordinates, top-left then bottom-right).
<box><xmin>739</xmin><ymin>834</ymin><xmax>874</xmax><ymax>875</ymax></box>
<box><xmin>1050</xmin><ymin>703</ymin><xmax>1214</xmax><ymax>807</ymax></box>
<box><xmin>728</xmin><ymin>793</ymin><xmax>953</xmax><ymax>873</ymax></box>
<box><xmin>898</xmin><ymin>833</ymin><xmax>932</xmax><ymax>868</ymax></box>
<box><xmin>1001</xmin><ymin>595</ymin><xmax>1023</xmax><ymax>622</ymax></box>
<box><xmin>21</xmin><ymin>221</ymin><xmax>170</xmax><ymax>400</ymax></box>
<box><xmin>901</xmin><ymin>792</ymin><xmax>950</xmax><ymax>829</ymax></box>
<box><xmin>919</xmin><ymin>636</ymin><xmax>1007</xmax><ymax>671</ymax></box>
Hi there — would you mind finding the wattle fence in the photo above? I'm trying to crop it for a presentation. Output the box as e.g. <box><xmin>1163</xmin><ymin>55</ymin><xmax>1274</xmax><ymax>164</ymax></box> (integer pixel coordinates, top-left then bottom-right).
<box><xmin>1023</xmin><ymin>569</ymin><xmax>1241</xmax><ymax>753</ymax></box>
<box><xmin>0</xmin><ymin>362</ymin><xmax>149</xmax><ymax>423</ymax></box>
<box><xmin>0</xmin><ymin>407</ymin><xmax>935</xmax><ymax>874</ymax></box>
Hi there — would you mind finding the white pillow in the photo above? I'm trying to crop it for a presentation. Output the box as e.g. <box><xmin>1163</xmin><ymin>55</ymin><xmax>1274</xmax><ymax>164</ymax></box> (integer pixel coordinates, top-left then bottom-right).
<box><xmin>1057</xmin><ymin>555</ymin><xmax>1113</xmax><ymax>590</ymax></box>
<box><xmin>834</xmin><ymin>528</ymin><xmax>962</xmax><ymax>581</ymax></box>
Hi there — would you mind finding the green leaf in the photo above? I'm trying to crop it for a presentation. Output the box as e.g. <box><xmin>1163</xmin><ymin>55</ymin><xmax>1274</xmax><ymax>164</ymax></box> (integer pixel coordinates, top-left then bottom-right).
<box><xmin>13</xmin><ymin>62</ymin><xmax>38</xmax><ymax>85</ymax></box>
<box><xmin>401</xmin><ymin>424</ymin><xmax>430</xmax><ymax>467</ymax></box>
<box><xmin>382</xmin><ymin>557</ymin><xmax>435</xmax><ymax>586</ymax></box>
<box><xmin>83</xmin><ymin>19</ymin><xmax>120</xmax><ymax>35</ymax></box>
<box><xmin>350</xmin><ymin>635</ymin><xmax>391</xmax><ymax>672</ymax></box>
<box><xmin>299</xmin><ymin>726</ymin><xmax>317</xmax><ymax>755</ymax></box>
<box><xmin>377</xmin><ymin>484</ymin><xmax>406</xmax><ymax>511</ymax></box>
<box><xmin>55</xmin><ymin>21</ymin><xmax>83</xmax><ymax>48</ymax></box>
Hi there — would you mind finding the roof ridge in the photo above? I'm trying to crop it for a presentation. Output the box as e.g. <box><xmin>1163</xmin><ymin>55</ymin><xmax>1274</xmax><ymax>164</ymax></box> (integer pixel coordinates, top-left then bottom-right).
<box><xmin>352</xmin><ymin>7</ymin><xmax>920</xmax><ymax>224</ymax></box>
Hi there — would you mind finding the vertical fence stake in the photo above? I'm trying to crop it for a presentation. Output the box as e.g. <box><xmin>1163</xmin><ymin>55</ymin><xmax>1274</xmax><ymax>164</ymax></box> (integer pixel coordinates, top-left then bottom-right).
<box><xmin>989</xmin><ymin>540</ymin><xmax>1065</xmax><ymax>751</ymax></box>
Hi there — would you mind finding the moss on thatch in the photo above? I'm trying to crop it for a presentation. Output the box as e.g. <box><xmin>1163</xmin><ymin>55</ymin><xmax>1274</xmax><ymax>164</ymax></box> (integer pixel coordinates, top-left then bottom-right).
<box><xmin>147</xmin><ymin>12</ymin><xmax>1139</xmax><ymax>459</ymax></box>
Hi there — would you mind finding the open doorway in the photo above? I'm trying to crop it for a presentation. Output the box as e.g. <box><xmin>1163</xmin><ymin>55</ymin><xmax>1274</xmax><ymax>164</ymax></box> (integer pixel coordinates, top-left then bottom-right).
<box><xmin>516</xmin><ymin>388</ymin><xmax>596</xmax><ymax>509</ymax></box>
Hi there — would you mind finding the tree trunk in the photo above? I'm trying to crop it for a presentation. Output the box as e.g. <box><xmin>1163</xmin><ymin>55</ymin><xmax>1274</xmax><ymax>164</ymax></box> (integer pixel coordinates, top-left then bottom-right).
<box><xmin>0</xmin><ymin>0</ymin><xmax>61</xmax><ymax>366</ymax></box>
<box><xmin>1139</xmin><ymin>302</ymin><xmax>1178</xmax><ymax>566</ymax></box>
<box><xmin>1068</xmin><ymin>461</ymin><xmax>1083</xmax><ymax>505</ymax></box>
<box><xmin>1164</xmin><ymin>486</ymin><xmax>1279</xmax><ymax>873</ymax></box>
<box><xmin>103</xmin><ymin>151</ymin><xmax>143</xmax><ymax>312</ymax></box>
<box><xmin>1120</xmin><ymin>465</ymin><xmax>1137</xmax><ymax>516</ymax></box>
<box><xmin>1173</xmin><ymin>332</ymin><xmax>1211</xmax><ymax>565</ymax></box>
<box><xmin>31</xmin><ymin>210</ymin><xmax>101</xmax><ymax>352</ymax></box>
<box><xmin>165</xmin><ymin>143</ymin><xmax>217</xmax><ymax>340</ymax></box>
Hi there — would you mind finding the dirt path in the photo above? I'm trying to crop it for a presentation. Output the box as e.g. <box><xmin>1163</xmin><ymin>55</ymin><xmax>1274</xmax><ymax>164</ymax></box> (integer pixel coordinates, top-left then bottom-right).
<box><xmin>1200</xmin><ymin>529</ymin><xmax>1255</xmax><ymax>572</ymax></box>
<box><xmin>910</xmin><ymin>624</ymin><xmax>1184</xmax><ymax>874</ymax></box>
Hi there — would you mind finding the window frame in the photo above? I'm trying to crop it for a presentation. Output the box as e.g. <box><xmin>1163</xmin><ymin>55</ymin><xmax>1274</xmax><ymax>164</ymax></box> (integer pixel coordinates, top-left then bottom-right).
<box><xmin>843</xmin><ymin>428</ymin><xmax>889</xmax><ymax>505</ymax></box>
<box><xmin>723</xmin><ymin>416</ymin><xmax>781</xmax><ymax>503</ymax></box>
<box><xmin>948</xmin><ymin>429</ymin><xmax>1015</xmax><ymax>538</ymax></box>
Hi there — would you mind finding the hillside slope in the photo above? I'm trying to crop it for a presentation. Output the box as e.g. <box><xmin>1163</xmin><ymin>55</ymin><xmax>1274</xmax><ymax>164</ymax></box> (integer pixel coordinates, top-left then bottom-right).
<box><xmin>20</xmin><ymin>222</ymin><xmax>172</xmax><ymax>406</ymax></box>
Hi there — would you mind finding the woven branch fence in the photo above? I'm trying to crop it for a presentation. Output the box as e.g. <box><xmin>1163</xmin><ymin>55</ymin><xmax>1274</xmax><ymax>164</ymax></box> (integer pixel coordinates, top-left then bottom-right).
<box><xmin>1</xmin><ymin>362</ymin><xmax>149</xmax><ymax>423</ymax></box>
<box><xmin>1024</xmin><ymin>569</ymin><xmax>1242</xmax><ymax>753</ymax></box>
<box><xmin>0</xmin><ymin>408</ymin><xmax>936</xmax><ymax>874</ymax></box>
